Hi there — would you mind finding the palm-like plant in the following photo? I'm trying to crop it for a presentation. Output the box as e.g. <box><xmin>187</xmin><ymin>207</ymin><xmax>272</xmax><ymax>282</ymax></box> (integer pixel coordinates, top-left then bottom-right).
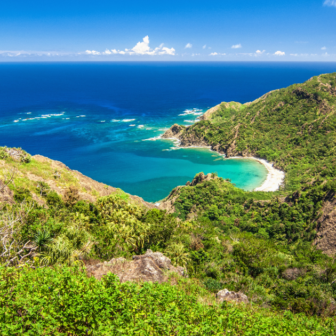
<box><xmin>97</xmin><ymin>194</ymin><xmax>151</xmax><ymax>253</ymax></box>
<box><xmin>165</xmin><ymin>243</ymin><xmax>191</xmax><ymax>267</ymax></box>
<box><xmin>34</xmin><ymin>229</ymin><xmax>51</xmax><ymax>250</ymax></box>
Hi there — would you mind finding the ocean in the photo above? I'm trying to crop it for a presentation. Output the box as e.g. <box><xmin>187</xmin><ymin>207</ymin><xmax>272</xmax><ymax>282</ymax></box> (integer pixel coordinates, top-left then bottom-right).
<box><xmin>1</xmin><ymin>62</ymin><xmax>336</xmax><ymax>202</ymax></box>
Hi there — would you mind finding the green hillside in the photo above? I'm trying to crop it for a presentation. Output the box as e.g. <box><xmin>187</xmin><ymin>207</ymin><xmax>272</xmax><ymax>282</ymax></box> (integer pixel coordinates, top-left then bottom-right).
<box><xmin>176</xmin><ymin>73</ymin><xmax>336</xmax><ymax>191</ymax></box>
<box><xmin>1</xmin><ymin>74</ymin><xmax>336</xmax><ymax>334</ymax></box>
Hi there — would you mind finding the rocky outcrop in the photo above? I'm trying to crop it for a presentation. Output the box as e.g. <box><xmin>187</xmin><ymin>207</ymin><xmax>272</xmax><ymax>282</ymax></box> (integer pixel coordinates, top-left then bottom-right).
<box><xmin>186</xmin><ymin>172</ymin><xmax>217</xmax><ymax>186</ymax></box>
<box><xmin>314</xmin><ymin>193</ymin><xmax>336</xmax><ymax>256</ymax></box>
<box><xmin>216</xmin><ymin>289</ymin><xmax>249</xmax><ymax>304</ymax></box>
<box><xmin>179</xmin><ymin>136</ymin><xmax>210</xmax><ymax>148</ymax></box>
<box><xmin>161</xmin><ymin>124</ymin><xmax>185</xmax><ymax>139</ymax></box>
<box><xmin>86</xmin><ymin>249</ymin><xmax>186</xmax><ymax>283</ymax></box>
<box><xmin>282</xmin><ymin>268</ymin><xmax>305</xmax><ymax>280</ymax></box>
<box><xmin>163</xmin><ymin>125</ymin><xmax>209</xmax><ymax>149</ymax></box>
<box><xmin>159</xmin><ymin>186</ymin><xmax>182</xmax><ymax>214</ymax></box>
<box><xmin>4</xmin><ymin>148</ymin><xmax>31</xmax><ymax>163</ymax></box>
<box><xmin>162</xmin><ymin>124</ymin><xmax>210</xmax><ymax>148</ymax></box>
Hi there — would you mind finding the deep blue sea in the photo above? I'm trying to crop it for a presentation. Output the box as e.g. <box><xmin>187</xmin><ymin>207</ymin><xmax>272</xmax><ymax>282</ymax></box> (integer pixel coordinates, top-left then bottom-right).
<box><xmin>1</xmin><ymin>62</ymin><xmax>336</xmax><ymax>202</ymax></box>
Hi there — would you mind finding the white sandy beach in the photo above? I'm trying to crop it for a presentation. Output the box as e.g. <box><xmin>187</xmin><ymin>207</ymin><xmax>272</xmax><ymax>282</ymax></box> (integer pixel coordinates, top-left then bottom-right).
<box><xmin>230</xmin><ymin>157</ymin><xmax>285</xmax><ymax>192</ymax></box>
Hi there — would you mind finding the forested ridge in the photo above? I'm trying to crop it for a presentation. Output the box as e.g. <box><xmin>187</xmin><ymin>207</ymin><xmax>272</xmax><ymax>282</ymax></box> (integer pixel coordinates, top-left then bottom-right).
<box><xmin>176</xmin><ymin>73</ymin><xmax>336</xmax><ymax>190</ymax></box>
<box><xmin>1</xmin><ymin>73</ymin><xmax>336</xmax><ymax>335</ymax></box>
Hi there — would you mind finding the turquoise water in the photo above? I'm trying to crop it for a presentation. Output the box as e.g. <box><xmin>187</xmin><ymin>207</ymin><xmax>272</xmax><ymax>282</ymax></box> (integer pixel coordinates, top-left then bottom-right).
<box><xmin>1</xmin><ymin>62</ymin><xmax>335</xmax><ymax>202</ymax></box>
<box><xmin>74</xmin><ymin>143</ymin><xmax>268</xmax><ymax>202</ymax></box>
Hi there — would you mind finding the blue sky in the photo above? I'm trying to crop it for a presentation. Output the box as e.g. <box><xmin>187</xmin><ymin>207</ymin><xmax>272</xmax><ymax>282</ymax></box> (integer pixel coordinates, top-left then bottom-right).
<box><xmin>0</xmin><ymin>0</ymin><xmax>335</xmax><ymax>61</ymax></box>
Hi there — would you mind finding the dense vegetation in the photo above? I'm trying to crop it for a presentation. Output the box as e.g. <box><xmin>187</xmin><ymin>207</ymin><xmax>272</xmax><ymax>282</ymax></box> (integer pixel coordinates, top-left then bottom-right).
<box><xmin>2</xmin><ymin>266</ymin><xmax>336</xmax><ymax>335</ymax></box>
<box><xmin>179</xmin><ymin>73</ymin><xmax>336</xmax><ymax>191</ymax></box>
<box><xmin>168</xmin><ymin>175</ymin><xmax>336</xmax><ymax>315</ymax></box>
<box><xmin>1</xmin><ymin>73</ymin><xmax>336</xmax><ymax>334</ymax></box>
<box><xmin>1</xmin><ymin>149</ymin><xmax>336</xmax><ymax>322</ymax></box>
<box><xmin>174</xmin><ymin>175</ymin><xmax>328</xmax><ymax>244</ymax></box>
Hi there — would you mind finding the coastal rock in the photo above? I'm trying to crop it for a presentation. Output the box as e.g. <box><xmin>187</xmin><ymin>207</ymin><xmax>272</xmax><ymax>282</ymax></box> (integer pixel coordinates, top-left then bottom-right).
<box><xmin>161</xmin><ymin>124</ymin><xmax>185</xmax><ymax>139</ymax></box>
<box><xmin>179</xmin><ymin>128</ymin><xmax>210</xmax><ymax>148</ymax></box>
<box><xmin>189</xmin><ymin>172</ymin><xmax>217</xmax><ymax>186</ymax></box>
<box><xmin>162</xmin><ymin>123</ymin><xmax>211</xmax><ymax>149</ymax></box>
<box><xmin>86</xmin><ymin>249</ymin><xmax>186</xmax><ymax>283</ymax></box>
<box><xmin>216</xmin><ymin>289</ymin><xmax>249</xmax><ymax>304</ymax></box>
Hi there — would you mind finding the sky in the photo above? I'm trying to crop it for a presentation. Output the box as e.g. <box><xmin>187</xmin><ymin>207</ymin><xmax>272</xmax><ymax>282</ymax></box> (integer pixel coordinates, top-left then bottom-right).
<box><xmin>0</xmin><ymin>0</ymin><xmax>335</xmax><ymax>61</ymax></box>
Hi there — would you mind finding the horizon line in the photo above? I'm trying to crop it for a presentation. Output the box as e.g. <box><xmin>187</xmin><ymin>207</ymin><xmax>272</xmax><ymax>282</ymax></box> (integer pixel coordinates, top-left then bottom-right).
<box><xmin>1</xmin><ymin>60</ymin><xmax>336</xmax><ymax>63</ymax></box>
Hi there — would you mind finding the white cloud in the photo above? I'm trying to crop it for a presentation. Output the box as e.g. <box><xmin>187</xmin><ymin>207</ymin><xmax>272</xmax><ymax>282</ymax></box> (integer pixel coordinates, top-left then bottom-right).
<box><xmin>86</xmin><ymin>50</ymin><xmax>101</xmax><ymax>55</ymax></box>
<box><xmin>290</xmin><ymin>53</ymin><xmax>319</xmax><ymax>57</ymax></box>
<box><xmin>86</xmin><ymin>36</ymin><xmax>175</xmax><ymax>56</ymax></box>
<box><xmin>237</xmin><ymin>53</ymin><xmax>254</xmax><ymax>56</ymax></box>
<box><xmin>160</xmin><ymin>47</ymin><xmax>175</xmax><ymax>55</ymax></box>
<box><xmin>191</xmin><ymin>53</ymin><xmax>200</xmax><ymax>56</ymax></box>
<box><xmin>274</xmin><ymin>50</ymin><xmax>285</xmax><ymax>56</ymax></box>
<box><xmin>203</xmin><ymin>45</ymin><xmax>206</xmax><ymax>49</ymax></box>
<box><xmin>209</xmin><ymin>52</ymin><xmax>226</xmax><ymax>56</ymax></box>
<box><xmin>130</xmin><ymin>36</ymin><xmax>175</xmax><ymax>55</ymax></box>
<box><xmin>256</xmin><ymin>50</ymin><xmax>265</xmax><ymax>55</ymax></box>
<box><xmin>132</xmin><ymin>35</ymin><xmax>151</xmax><ymax>54</ymax></box>
<box><xmin>231</xmin><ymin>44</ymin><xmax>242</xmax><ymax>49</ymax></box>
<box><xmin>324</xmin><ymin>0</ymin><xmax>336</xmax><ymax>7</ymax></box>
<box><xmin>185</xmin><ymin>43</ymin><xmax>192</xmax><ymax>49</ymax></box>
<box><xmin>321</xmin><ymin>46</ymin><xmax>327</xmax><ymax>50</ymax></box>
<box><xmin>0</xmin><ymin>50</ymin><xmax>73</xmax><ymax>57</ymax></box>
